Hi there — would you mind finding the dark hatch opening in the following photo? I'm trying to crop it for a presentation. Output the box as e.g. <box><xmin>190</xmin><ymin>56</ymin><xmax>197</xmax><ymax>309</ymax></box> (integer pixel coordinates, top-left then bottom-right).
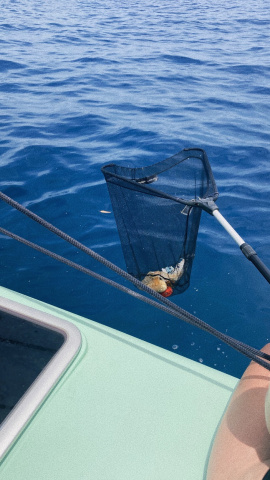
<box><xmin>0</xmin><ymin>310</ymin><xmax>64</xmax><ymax>425</ymax></box>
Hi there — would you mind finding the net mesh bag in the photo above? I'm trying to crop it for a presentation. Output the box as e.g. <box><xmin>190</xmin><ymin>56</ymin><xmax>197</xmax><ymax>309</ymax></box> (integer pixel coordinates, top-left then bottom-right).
<box><xmin>102</xmin><ymin>148</ymin><xmax>218</xmax><ymax>297</ymax></box>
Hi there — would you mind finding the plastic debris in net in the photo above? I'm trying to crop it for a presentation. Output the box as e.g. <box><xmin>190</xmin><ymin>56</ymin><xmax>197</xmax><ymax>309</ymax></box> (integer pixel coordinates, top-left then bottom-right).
<box><xmin>102</xmin><ymin>148</ymin><xmax>218</xmax><ymax>296</ymax></box>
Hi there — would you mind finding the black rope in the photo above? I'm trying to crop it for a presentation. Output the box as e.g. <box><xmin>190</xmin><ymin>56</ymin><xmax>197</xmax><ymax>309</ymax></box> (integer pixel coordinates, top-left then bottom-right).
<box><xmin>1</xmin><ymin>190</ymin><xmax>270</xmax><ymax>370</ymax></box>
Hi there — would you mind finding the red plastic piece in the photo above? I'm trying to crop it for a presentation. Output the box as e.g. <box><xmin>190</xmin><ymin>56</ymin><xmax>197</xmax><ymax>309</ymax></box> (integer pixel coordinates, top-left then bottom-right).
<box><xmin>161</xmin><ymin>286</ymin><xmax>173</xmax><ymax>297</ymax></box>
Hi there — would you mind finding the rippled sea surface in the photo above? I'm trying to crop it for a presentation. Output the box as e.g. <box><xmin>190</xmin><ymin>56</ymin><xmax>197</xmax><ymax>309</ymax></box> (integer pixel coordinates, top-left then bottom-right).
<box><xmin>1</xmin><ymin>0</ymin><xmax>270</xmax><ymax>377</ymax></box>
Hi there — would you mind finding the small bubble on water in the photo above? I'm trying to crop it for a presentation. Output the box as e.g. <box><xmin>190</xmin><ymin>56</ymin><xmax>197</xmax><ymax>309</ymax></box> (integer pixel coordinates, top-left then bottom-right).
<box><xmin>172</xmin><ymin>344</ymin><xmax>179</xmax><ymax>350</ymax></box>
<box><xmin>191</xmin><ymin>342</ymin><xmax>195</xmax><ymax>346</ymax></box>
<box><xmin>198</xmin><ymin>358</ymin><xmax>203</xmax><ymax>363</ymax></box>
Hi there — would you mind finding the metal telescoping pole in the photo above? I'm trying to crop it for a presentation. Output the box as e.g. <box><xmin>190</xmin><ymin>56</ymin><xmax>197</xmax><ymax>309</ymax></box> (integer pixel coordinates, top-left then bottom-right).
<box><xmin>212</xmin><ymin>210</ymin><xmax>245</xmax><ymax>246</ymax></box>
<box><xmin>212</xmin><ymin>209</ymin><xmax>270</xmax><ymax>284</ymax></box>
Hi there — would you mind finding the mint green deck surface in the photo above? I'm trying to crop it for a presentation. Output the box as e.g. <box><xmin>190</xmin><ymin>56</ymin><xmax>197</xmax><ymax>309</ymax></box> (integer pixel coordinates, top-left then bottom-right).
<box><xmin>0</xmin><ymin>286</ymin><xmax>238</xmax><ymax>480</ymax></box>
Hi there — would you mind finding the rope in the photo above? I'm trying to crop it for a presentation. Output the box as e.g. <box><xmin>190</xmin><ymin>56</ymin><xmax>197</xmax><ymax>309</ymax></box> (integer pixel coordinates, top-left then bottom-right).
<box><xmin>1</xmin><ymin>190</ymin><xmax>270</xmax><ymax>370</ymax></box>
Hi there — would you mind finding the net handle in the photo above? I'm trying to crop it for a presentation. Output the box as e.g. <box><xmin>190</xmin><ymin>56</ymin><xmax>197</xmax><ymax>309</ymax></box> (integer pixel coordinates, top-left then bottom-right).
<box><xmin>213</xmin><ymin>209</ymin><xmax>270</xmax><ymax>284</ymax></box>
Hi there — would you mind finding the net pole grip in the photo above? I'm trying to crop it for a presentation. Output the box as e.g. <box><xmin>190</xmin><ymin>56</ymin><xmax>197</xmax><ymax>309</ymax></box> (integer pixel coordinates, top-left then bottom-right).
<box><xmin>212</xmin><ymin>210</ymin><xmax>245</xmax><ymax>247</ymax></box>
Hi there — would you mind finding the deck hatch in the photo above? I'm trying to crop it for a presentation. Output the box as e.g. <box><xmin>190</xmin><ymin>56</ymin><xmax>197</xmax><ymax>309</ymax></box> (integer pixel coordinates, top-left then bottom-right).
<box><xmin>0</xmin><ymin>296</ymin><xmax>81</xmax><ymax>460</ymax></box>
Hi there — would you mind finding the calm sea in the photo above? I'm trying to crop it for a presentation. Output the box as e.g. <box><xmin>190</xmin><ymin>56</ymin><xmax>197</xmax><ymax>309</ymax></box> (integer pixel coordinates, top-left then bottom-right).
<box><xmin>1</xmin><ymin>0</ymin><xmax>270</xmax><ymax>377</ymax></box>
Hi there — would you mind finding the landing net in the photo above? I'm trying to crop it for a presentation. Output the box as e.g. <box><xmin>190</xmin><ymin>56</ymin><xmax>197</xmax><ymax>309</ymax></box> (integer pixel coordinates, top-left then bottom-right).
<box><xmin>102</xmin><ymin>148</ymin><xmax>218</xmax><ymax>297</ymax></box>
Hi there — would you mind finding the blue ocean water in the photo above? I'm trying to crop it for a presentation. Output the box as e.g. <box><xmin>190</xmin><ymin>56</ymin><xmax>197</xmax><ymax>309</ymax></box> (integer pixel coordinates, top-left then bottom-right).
<box><xmin>0</xmin><ymin>0</ymin><xmax>270</xmax><ymax>378</ymax></box>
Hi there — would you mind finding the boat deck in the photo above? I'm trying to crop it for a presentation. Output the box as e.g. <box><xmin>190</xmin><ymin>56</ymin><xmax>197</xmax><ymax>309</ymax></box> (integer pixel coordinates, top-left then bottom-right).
<box><xmin>0</xmin><ymin>286</ymin><xmax>238</xmax><ymax>480</ymax></box>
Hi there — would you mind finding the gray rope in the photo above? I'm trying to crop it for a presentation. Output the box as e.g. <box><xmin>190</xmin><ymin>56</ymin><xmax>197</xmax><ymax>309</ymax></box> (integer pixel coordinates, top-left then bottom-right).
<box><xmin>1</xmin><ymin>190</ymin><xmax>270</xmax><ymax>370</ymax></box>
